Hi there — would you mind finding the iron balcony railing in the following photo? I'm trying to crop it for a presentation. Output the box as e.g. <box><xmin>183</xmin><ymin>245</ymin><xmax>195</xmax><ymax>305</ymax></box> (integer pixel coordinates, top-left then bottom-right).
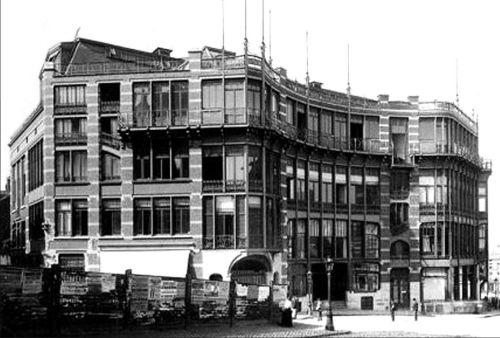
<box><xmin>55</xmin><ymin>132</ymin><xmax>87</xmax><ymax>145</ymax></box>
<box><xmin>390</xmin><ymin>189</ymin><xmax>410</xmax><ymax>200</ymax></box>
<box><xmin>100</xmin><ymin>132</ymin><xmax>121</xmax><ymax>149</ymax></box>
<box><xmin>54</xmin><ymin>104</ymin><xmax>87</xmax><ymax>115</ymax></box>
<box><xmin>126</xmin><ymin>109</ymin><xmax>189</xmax><ymax>127</ymax></box>
<box><xmin>419</xmin><ymin>101</ymin><xmax>477</xmax><ymax>133</ymax></box>
<box><xmin>99</xmin><ymin>100</ymin><xmax>120</xmax><ymax>114</ymax></box>
<box><xmin>55</xmin><ymin>59</ymin><xmax>185</xmax><ymax>77</ymax></box>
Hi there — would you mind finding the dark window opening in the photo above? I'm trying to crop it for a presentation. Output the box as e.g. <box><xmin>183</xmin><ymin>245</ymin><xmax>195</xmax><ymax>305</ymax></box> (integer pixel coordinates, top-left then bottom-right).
<box><xmin>99</xmin><ymin>83</ymin><xmax>120</xmax><ymax>113</ymax></box>
<box><xmin>390</xmin><ymin>203</ymin><xmax>409</xmax><ymax>235</ymax></box>
<box><xmin>350</xmin><ymin>117</ymin><xmax>363</xmax><ymax>150</ymax></box>
<box><xmin>391</xmin><ymin>171</ymin><xmax>410</xmax><ymax>199</ymax></box>
<box><xmin>101</xmin><ymin>199</ymin><xmax>121</xmax><ymax>236</ymax></box>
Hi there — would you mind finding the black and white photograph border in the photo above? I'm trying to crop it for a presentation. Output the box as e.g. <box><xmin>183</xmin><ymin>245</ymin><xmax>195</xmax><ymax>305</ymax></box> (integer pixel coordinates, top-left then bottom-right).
<box><xmin>1</xmin><ymin>0</ymin><xmax>499</xmax><ymax>337</ymax></box>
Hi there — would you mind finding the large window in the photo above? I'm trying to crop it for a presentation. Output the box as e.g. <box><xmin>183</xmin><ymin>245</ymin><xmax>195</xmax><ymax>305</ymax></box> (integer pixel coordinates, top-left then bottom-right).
<box><xmin>352</xmin><ymin>263</ymin><xmax>379</xmax><ymax>292</ymax></box>
<box><xmin>12</xmin><ymin>156</ymin><xmax>25</xmax><ymax>209</ymax></box>
<box><xmin>29</xmin><ymin>201</ymin><xmax>44</xmax><ymax>240</ymax></box>
<box><xmin>55</xmin><ymin>151</ymin><xmax>87</xmax><ymax>182</ymax></box>
<box><xmin>366</xmin><ymin>168</ymin><xmax>380</xmax><ymax>208</ymax></box>
<box><xmin>247</xmin><ymin>80</ymin><xmax>261</xmax><ymax>118</ymax></box>
<box><xmin>248</xmin><ymin>196</ymin><xmax>263</xmax><ymax>248</ymax></box>
<box><xmin>365</xmin><ymin>116</ymin><xmax>379</xmax><ymax>151</ymax></box>
<box><xmin>286</xmin><ymin>158</ymin><xmax>295</xmax><ymax>201</ymax></box>
<box><xmin>101</xmin><ymin>199</ymin><xmax>121</xmax><ymax>236</ymax></box>
<box><xmin>321</xmin><ymin>164</ymin><xmax>333</xmax><ymax>207</ymax></box>
<box><xmin>335</xmin><ymin>166</ymin><xmax>347</xmax><ymax>206</ymax></box>
<box><xmin>390</xmin><ymin>203</ymin><xmax>409</xmax><ymax>235</ymax></box>
<box><xmin>54</xmin><ymin>85</ymin><xmax>86</xmax><ymax>106</ymax></box>
<box><xmin>322</xmin><ymin>219</ymin><xmax>334</xmax><ymax>257</ymax></box>
<box><xmin>334</xmin><ymin>114</ymin><xmax>347</xmax><ymax>148</ymax></box>
<box><xmin>133</xmin><ymin>81</ymin><xmax>188</xmax><ymax>126</ymax></box>
<box><xmin>296</xmin><ymin>219</ymin><xmax>306</xmax><ymax>259</ymax></box>
<box><xmin>226</xmin><ymin>146</ymin><xmax>245</xmax><ymax>191</ymax></box>
<box><xmin>55</xmin><ymin>118</ymin><xmax>87</xmax><ymax>144</ymax></box>
<box><xmin>203</xmin><ymin>195</ymin><xmax>245</xmax><ymax>249</ymax></box>
<box><xmin>321</xmin><ymin>111</ymin><xmax>333</xmax><ymax>135</ymax></box>
<box><xmin>134</xmin><ymin>197</ymin><xmax>190</xmax><ymax>236</ymax></box>
<box><xmin>350</xmin><ymin>167</ymin><xmax>364</xmax><ymax>206</ymax></box>
<box><xmin>28</xmin><ymin>140</ymin><xmax>43</xmax><ymax>191</ymax></box>
<box><xmin>478</xmin><ymin>183</ymin><xmax>487</xmax><ymax>212</ymax></box>
<box><xmin>225</xmin><ymin>79</ymin><xmax>245</xmax><ymax>123</ymax></box>
<box><xmin>391</xmin><ymin>170</ymin><xmax>409</xmax><ymax>199</ymax></box>
<box><xmin>309</xmin><ymin>219</ymin><xmax>320</xmax><ymax>258</ymax></box>
<box><xmin>419</xmin><ymin>172</ymin><xmax>435</xmax><ymax>205</ymax></box>
<box><xmin>56</xmin><ymin>200</ymin><xmax>88</xmax><ymax>236</ymax></box>
<box><xmin>134</xmin><ymin>140</ymin><xmax>189</xmax><ymax>180</ymax></box>
<box><xmin>101</xmin><ymin>152</ymin><xmax>120</xmax><ymax>181</ymax></box>
<box><xmin>309</xmin><ymin>163</ymin><xmax>320</xmax><ymax>209</ymax></box>
<box><xmin>11</xmin><ymin>220</ymin><xmax>25</xmax><ymax>250</ymax></box>
<box><xmin>286</xmin><ymin>99</ymin><xmax>295</xmax><ymax>125</ymax></box>
<box><xmin>248</xmin><ymin>147</ymin><xmax>263</xmax><ymax>192</ymax></box>
<box><xmin>297</xmin><ymin>160</ymin><xmax>306</xmax><ymax>203</ymax></box>
<box><xmin>352</xmin><ymin>221</ymin><xmax>380</xmax><ymax>258</ymax></box>
<box><xmin>335</xmin><ymin>220</ymin><xmax>347</xmax><ymax>258</ymax></box>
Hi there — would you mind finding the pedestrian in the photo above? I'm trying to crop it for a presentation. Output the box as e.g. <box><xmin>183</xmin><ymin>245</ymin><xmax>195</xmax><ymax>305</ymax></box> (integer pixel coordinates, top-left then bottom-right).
<box><xmin>412</xmin><ymin>298</ymin><xmax>419</xmax><ymax>321</ymax></box>
<box><xmin>390</xmin><ymin>299</ymin><xmax>396</xmax><ymax>321</ymax></box>
<box><xmin>291</xmin><ymin>296</ymin><xmax>298</xmax><ymax>319</ymax></box>
<box><xmin>282</xmin><ymin>297</ymin><xmax>293</xmax><ymax>327</ymax></box>
<box><xmin>315</xmin><ymin>298</ymin><xmax>322</xmax><ymax>321</ymax></box>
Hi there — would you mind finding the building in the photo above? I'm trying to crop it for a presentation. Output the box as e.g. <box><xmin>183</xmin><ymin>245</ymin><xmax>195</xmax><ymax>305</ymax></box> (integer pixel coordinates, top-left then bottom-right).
<box><xmin>0</xmin><ymin>182</ymin><xmax>11</xmax><ymax>265</ymax></box>
<box><xmin>9</xmin><ymin>37</ymin><xmax>491</xmax><ymax>310</ymax></box>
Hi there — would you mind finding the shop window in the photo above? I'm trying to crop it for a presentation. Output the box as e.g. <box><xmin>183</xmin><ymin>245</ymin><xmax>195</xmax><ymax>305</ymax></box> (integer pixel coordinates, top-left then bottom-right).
<box><xmin>296</xmin><ymin>219</ymin><xmax>306</xmax><ymax>259</ymax></box>
<box><xmin>352</xmin><ymin>263</ymin><xmax>379</xmax><ymax>292</ymax></box>
<box><xmin>335</xmin><ymin>166</ymin><xmax>347</xmax><ymax>206</ymax></box>
<box><xmin>335</xmin><ymin>220</ymin><xmax>347</xmax><ymax>258</ymax></box>
<box><xmin>309</xmin><ymin>219</ymin><xmax>320</xmax><ymax>258</ymax></box>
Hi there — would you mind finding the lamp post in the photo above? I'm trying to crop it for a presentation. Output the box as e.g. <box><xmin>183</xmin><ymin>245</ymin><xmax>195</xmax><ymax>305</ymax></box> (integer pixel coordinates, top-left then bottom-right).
<box><xmin>325</xmin><ymin>257</ymin><xmax>334</xmax><ymax>331</ymax></box>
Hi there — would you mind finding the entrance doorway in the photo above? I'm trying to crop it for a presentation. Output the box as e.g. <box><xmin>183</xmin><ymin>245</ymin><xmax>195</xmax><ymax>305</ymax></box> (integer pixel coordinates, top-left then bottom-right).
<box><xmin>390</xmin><ymin>268</ymin><xmax>410</xmax><ymax>308</ymax></box>
<box><xmin>332</xmin><ymin>263</ymin><xmax>347</xmax><ymax>301</ymax></box>
<box><xmin>231</xmin><ymin>255</ymin><xmax>269</xmax><ymax>285</ymax></box>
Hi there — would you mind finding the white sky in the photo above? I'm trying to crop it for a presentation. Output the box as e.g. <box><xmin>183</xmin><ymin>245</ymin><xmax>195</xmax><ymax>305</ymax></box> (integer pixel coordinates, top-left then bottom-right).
<box><xmin>1</xmin><ymin>0</ymin><xmax>499</xmax><ymax>252</ymax></box>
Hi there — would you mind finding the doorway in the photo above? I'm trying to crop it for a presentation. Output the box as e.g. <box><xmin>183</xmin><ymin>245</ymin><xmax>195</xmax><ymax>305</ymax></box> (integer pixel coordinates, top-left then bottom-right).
<box><xmin>390</xmin><ymin>268</ymin><xmax>410</xmax><ymax>308</ymax></box>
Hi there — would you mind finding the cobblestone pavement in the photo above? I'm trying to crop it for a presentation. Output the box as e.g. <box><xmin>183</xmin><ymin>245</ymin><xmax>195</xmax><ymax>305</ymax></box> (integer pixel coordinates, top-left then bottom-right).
<box><xmin>67</xmin><ymin>312</ymin><xmax>500</xmax><ymax>337</ymax></box>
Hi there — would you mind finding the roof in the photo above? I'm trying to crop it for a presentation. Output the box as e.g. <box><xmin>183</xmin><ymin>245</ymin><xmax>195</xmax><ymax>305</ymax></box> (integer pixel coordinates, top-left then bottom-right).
<box><xmin>9</xmin><ymin>102</ymin><xmax>43</xmax><ymax>147</ymax></box>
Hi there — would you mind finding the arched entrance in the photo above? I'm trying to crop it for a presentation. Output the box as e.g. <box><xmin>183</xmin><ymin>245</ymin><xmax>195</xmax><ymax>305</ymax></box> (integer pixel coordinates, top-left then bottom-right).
<box><xmin>230</xmin><ymin>255</ymin><xmax>270</xmax><ymax>285</ymax></box>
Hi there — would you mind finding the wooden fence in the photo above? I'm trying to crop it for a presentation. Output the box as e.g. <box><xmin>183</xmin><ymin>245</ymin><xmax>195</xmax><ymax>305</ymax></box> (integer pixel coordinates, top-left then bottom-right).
<box><xmin>0</xmin><ymin>265</ymin><xmax>287</xmax><ymax>336</ymax></box>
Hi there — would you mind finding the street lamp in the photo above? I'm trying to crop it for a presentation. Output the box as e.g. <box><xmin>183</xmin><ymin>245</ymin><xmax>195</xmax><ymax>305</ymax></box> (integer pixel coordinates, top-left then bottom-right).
<box><xmin>325</xmin><ymin>257</ymin><xmax>334</xmax><ymax>331</ymax></box>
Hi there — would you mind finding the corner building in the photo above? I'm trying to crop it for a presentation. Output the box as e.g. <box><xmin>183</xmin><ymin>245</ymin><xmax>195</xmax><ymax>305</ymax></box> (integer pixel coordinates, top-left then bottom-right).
<box><xmin>9</xmin><ymin>38</ymin><xmax>491</xmax><ymax>310</ymax></box>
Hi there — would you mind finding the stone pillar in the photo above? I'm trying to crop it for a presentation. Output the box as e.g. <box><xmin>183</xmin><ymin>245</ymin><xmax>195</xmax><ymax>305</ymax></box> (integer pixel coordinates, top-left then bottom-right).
<box><xmin>40</xmin><ymin>62</ymin><xmax>56</xmax><ymax>267</ymax></box>
<box><xmin>120</xmin><ymin>81</ymin><xmax>134</xmax><ymax>238</ymax></box>
<box><xmin>86</xmin><ymin>82</ymin><xmax>100</xmax><ymax>272</ymax></box>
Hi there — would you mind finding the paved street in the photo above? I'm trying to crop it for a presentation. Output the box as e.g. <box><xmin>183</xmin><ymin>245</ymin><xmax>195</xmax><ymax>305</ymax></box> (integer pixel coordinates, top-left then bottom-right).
<box><xmin>79</xmin><ymin>312</ymin><xmax>500</xmax><ymax>337</ymax></box>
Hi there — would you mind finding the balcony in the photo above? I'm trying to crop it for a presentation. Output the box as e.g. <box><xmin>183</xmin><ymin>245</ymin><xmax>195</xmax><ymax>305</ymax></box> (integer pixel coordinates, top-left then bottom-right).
<box><xmin>202</xmin><ymin>180</ymin><xmax>224</xmax><ymax>193</ymax></box>
<box><xmin>225</xmin><ymin>179</ymin><xmax>245</xmax><ymax>192</ymax></box>
<box><xmin>419</xmin><ymin>101</ymin><xmax>477</xmax><ymax>133</ymax></box>
<box><xmin>99</xmin><ymin>100</ymin><xmax>120</xmax><ymax>114</ymax></box>
<box><xmin>100</xmin><ymin>132</ymin><xmax>121</xmax><ymax>149</ymax></box>
<box><xmin>55</xmin><ymin>132</ymin><xmax>87</xmax><ymax>145</ymax></box>
<box><xmin>249</xmin><ymin>179</ymin><xmax>263</xmax><ymax>192</ymax></box>
<box><xmin>200</xmin><ymin>56</ymin><xmax>245</xmax><ymax>70</ymax></box>
<box><xmin>54</xmin><ymin>104</ymin><xmax>87</xmax><ymax>115</ymax></box>
<box><xmin>127</xmin><ymin>109</ymin><xmax>189</xmax><ymax>128</ymax></box>
<box><xmin>390</xmin><ymin>189</ymin><xmax>410</xmax><ymax>200</ymax></box>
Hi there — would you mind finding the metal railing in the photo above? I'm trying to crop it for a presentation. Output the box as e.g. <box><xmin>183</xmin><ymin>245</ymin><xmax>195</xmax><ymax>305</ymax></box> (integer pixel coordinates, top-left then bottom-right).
<box><xmin>55</xmin><ymin>59</ymin><xmax>185</xmax><ymax>77</ymax></box>
<box><xmin>54</xmin><ymin>104</ymin><xmax>87</xmax><ymax>115</ymax></box>
<box><xmin>419</xmin><ymin>101</ymin><xmax>477</xmax><ymax>133</ymax></box>
<box><xmin>100</xmin><ymin>132</ymin><xmax>121</xmax><ymax>149</ymax></box>
<box><xmin>55</xmin><ymin>132</ymin><xmax>87</xmax><ymax>145</ymax></box>
<box><xmin>202</xmin><ymin>180</ymin><xmax>224</xmax><ymax>193</ymax></box>
<box><xmin>99</xmin><ymin>100</ymin><xmax>120</xmax><ymax>114</ymax></box>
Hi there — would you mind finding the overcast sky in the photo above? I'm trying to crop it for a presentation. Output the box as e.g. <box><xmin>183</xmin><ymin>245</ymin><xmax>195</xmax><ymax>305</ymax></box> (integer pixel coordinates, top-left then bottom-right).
<box><xmin>1</xmin><ymin>0</ymin><xmax>498</xmax><ymax>251</ymax></box>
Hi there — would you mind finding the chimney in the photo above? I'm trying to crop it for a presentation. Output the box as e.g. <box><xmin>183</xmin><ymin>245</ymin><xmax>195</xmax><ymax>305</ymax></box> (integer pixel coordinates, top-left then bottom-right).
<box><xmin>310</xmin><ymin>81</ymin><xmax>323</xmax><ymax>89</ymax></box>
<box><xmin>276</xmin><ymin>67</ymin><xmax>287</xmax><ymax>78</ymax></box>
<box><xmin>377</xmin><ymin>94</ymin><xmax>389</xmax><ymax>103</ymax></box>
<box><xmin>408</xmin><ymin>95</ymin><xmax>419</xmax><ymax>105</ymax></box>
<box><xmin>153</xmin><ymin>47</ymin><xmax>172</xmax><ymax>58</ymax></box>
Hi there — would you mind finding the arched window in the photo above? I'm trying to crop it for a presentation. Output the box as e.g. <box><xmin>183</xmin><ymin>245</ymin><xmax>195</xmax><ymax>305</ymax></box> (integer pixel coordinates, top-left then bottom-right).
<box><xmin>390</xmin><ymin>240</ymin><xmax>409</xmax><ymax>260</ymax></box>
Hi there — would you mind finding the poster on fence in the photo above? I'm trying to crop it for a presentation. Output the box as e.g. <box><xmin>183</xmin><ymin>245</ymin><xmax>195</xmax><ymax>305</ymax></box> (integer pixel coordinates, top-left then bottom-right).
<box><xmin>257</xmin><ymin>286</ymin><xmax>269</xmax><ymax>301</ymax></box>
<box><xmin>148</xmin><ymin>277</ymin><xmax>161</xmax><ymax>300</ymax></box>
<box><xmin>236</xmin><ymin>283</ymin><xmax>248</xmax><ymax>297</ymax></box>
<box><xmin>130</xmin><ymin>275</ymin><xmax>149</xmax><ymax>312</ymax></box>
<box><xmin>22</xmin><ymin>270</ymin><xmax>43</xmax><ymax>294</ymax></box>
<box><xmin>101</xmin><ymin>274</ymin><xmax>116</xmax><ymax>293</ymax></box>
<box><xmin>204</xmin><ymin>280</ymin><xmax>230</xmax><ymax>300</ymax></box>
<box><xmin>61</xmin><ymin>271</ymin><xmax>88</xmax><ymax>295</ymax></box>
<box><xmin>86</xmin><ymin>274</ymin><xmax>103</xmax><ymax>294</ymax></box>
<box><xmin>247</xmin><ymin>285</ymin><xmax>258</xmax><ymax>300</ymax></box>
<box><xmin>272</xmin><ymin>284</ymin><xmax>287</xmax><ymax>306</ymax></box>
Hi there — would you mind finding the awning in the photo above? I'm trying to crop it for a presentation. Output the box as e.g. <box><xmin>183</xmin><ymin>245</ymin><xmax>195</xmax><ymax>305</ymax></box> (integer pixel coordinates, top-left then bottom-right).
<box><xmin>99</xmin><ymin>249</ymin><xmax>191</xmax><ymax>278</ymax></box>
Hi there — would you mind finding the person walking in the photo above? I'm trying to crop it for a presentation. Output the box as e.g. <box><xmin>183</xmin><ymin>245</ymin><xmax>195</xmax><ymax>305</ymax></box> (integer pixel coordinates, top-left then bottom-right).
<box><xmin>412</xmin><ymin>298</ymin><xmax>419</xmax><ymax>321</ymax></box>
<box><xmin>291</xmin><ymin>296</ymin><xmax>298</xmax><ymax>319</ymax></box>
<box><xmin>315</xmin><ymin>298</ymin><xmax>323</xmax><ymax>321</ymax></box>
<box><xmin>390</xmin><ymin>299</ymin><xmax>396</xmax><ymax>321</ymax></box>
